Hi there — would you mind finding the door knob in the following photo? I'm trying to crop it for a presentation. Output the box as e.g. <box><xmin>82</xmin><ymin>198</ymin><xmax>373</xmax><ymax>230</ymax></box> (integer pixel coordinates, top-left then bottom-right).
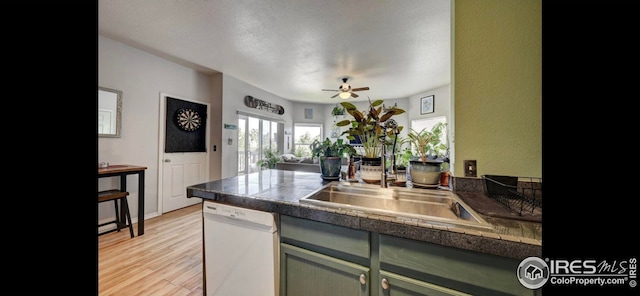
<box><xmin>381</xmin><ymin>278</ymin><xmax>389</xmax><ymax>290</ymax></box>
<box><xmin>359</xmin><ymin>274</ymin><xmax>366</xmax><ymax>285</ymax></box>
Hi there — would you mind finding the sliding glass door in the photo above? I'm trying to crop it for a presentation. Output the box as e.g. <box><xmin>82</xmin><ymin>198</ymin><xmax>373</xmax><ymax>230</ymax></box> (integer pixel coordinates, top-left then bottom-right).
<box><xmin>238</xmin><ymin>114</ymin><xmax>282</xmax><ymax>175</ymax></box>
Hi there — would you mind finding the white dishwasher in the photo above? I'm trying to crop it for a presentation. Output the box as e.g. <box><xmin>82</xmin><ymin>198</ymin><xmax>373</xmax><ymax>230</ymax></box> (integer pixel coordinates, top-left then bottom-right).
<box><xmin>202</xmin><ymin>200</ymin><xmax>279</xmax><ymax>296</ymax></box>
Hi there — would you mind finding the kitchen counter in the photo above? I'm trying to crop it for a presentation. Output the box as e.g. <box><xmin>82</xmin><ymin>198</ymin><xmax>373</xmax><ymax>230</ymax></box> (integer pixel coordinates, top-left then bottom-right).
<box><xmin>187</xmin><ymin>169</ymin><xmax>541</xmax><ymax>260</ymax></box>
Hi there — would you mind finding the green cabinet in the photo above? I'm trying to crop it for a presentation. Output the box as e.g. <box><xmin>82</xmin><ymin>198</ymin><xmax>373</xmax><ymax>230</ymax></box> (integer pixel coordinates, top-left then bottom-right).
<box><xmin>378</xmin><ymin>270</ymin><xmax>471</xmax><ymax>296</ymax></box>
<box><xmin>378</xmin><ymin>234</ymin><xmax>538</xmax><ymax>296</ymax></box>
<box><xmin>281</xmin><ymin>243</ymin><xmax>370</xmax><ymax>296</ymax></box>
<box><xmin>279</xmin><ymin>215</ymin><xmax>540</xmax><ymax>296</ymax></box>
<box><xmin>280</xmin><ymin>215</ymin><xmax>371</xmax><ymax>296</ymax></box>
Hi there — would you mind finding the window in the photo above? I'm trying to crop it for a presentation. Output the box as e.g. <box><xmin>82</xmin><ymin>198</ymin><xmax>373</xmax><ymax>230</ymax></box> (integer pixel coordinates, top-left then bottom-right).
<box><xmin>410</xmin><ymin>116</ymin><xmax>448</xmax><ymax>157</ymax></box>
<box><xmin>238</xmin><ymin>114</ymin><xmax>282</xmax><ymax>175</ymax></box>
<box><xmin>293</xmin><ymin>123</ymin><xmax>322</xmax><ymax>157</ymax></box>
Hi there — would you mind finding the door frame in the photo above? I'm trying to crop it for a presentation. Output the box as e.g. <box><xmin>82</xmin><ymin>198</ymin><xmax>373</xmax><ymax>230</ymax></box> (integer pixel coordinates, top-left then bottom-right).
<box><xmin>157</xmin><ymin>92</ymin><xmax>210</xmax><ymax>215</ymax></box>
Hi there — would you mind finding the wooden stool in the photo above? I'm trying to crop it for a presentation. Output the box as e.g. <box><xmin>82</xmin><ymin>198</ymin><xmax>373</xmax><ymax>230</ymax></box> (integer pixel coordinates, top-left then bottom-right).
<box><xmin>98</xmin><ymin>189</ymin><xmax>134</xmax><ymax>238</ymax></box>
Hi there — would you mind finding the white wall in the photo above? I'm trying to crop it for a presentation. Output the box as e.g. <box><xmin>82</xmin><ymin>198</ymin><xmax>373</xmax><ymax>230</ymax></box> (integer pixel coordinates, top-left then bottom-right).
<box><xmin>98</xmin><ymin>35</ymin><xmax>215</xmax><ymax>223</ymax></box>
<box><xmin>408</xmin><ymin>84</ymin><xmax>451</xmax><ymax>123</ymax></box>
<box><xmin>291</xmin><ymin>103</ymin><xmax>327</xmax><ymax>125</ymax></box>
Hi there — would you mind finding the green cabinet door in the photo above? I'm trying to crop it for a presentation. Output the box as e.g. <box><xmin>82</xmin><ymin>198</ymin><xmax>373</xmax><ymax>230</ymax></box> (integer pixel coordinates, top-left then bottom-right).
<box><xmin>378</xmin><ymin>270</ymin><xmax>471</xmax><ymax>296</ymax></box>
<box><xmin>281</xmin><ymin>243</ymin><xmax>370</xmax><ymax>296</ymax></box>
<box><xmin>379</xmin><ymin>234</ymin><xmax>539</xmax><ymax>296</ymax></box>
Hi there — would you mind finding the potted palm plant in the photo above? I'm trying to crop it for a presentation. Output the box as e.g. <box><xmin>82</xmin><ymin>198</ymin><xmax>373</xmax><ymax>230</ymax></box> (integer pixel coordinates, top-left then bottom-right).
<box><xmin>310</xmin><ymin>138</ymin><xmax>357</xmax><ymax>180</ymax></box>
<box><xmin>336</xmin><ymin>98</ymin><xmax>405</xmax><ymax>184</ymax></box>
<box><xmin>406</xmin><ymin>122</ymin><xmax>447</xmax><ymax>187</ymax></box>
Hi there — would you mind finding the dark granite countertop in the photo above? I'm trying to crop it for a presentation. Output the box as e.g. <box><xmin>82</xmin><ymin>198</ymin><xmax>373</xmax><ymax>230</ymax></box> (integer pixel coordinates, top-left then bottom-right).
<box><xmin>187</xmin><ymin>169</ymin><xmax>541</xmax><ymax>260</ymax></box>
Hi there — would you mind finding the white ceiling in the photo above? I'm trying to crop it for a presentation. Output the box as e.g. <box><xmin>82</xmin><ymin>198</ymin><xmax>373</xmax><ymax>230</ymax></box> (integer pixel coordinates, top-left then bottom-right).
<box><xmin>98</xmin><ymin>0</ymin><xmax>451</xmax><ymax>104</ymax></box>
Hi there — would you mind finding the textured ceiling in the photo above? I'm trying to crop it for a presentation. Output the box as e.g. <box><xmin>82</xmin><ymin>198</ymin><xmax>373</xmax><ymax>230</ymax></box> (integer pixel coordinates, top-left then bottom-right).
<box><xmin>98</xmin><ymin>0</ymin><xmax>451</xmax><ymax>104</ymax></box>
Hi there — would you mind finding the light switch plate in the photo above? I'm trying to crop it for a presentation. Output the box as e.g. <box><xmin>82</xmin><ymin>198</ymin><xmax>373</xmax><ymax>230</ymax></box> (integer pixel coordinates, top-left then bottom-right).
<box><xmin>464</xmin><ymin>160</ymin><xmax>477</xmax><ymax>177</ymax></box>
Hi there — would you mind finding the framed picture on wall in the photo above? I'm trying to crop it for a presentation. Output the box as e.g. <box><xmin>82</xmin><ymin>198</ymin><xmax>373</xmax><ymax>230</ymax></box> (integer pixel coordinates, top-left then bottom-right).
<box><xmin>420</xmin><ymin>95</ymin><xmax>434</xmax><ymax>114</ymax></box>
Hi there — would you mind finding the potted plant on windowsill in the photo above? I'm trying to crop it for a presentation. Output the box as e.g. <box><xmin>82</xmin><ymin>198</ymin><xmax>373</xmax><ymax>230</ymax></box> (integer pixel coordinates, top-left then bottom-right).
<box><xmin>336</xmin><ymin>98</ymin><xmax>405</xmax><ymax>184</ymax></box>
<box><xmin>256</xmin><ymin>147</ymin><xmax>283</xmax><ymax>170</ymax></box>
<box><xmin>406</xmin><ymin>122</ymin><xmax>447</xmax><ymax>187</ymax></box>
<box><xmin>310</xmin><ymin>138</ymin><xmax>357</xmax><ymax>180</ymax></box>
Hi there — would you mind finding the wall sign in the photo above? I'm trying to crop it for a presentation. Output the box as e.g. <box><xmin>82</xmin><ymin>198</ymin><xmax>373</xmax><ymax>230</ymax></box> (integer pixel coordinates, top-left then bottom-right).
<box><xmin>244</xmin><ymin>95</ymin><xmax>285</xmax><ymax>115</ymax></box>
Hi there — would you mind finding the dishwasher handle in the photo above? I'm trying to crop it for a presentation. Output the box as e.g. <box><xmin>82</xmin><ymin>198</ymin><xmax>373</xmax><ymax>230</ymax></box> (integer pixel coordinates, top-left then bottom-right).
<box><xmin>203</xmin><ymin>201</ymin><xmax>276</xmax><ymax>230</ymax></box>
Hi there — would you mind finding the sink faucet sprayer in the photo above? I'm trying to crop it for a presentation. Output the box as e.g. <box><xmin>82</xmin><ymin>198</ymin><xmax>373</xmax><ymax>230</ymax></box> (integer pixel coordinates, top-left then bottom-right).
<box><xmin>380</xmin><ymin>119</ymin><xmax>400</xmax><ymax>188</ymax></box>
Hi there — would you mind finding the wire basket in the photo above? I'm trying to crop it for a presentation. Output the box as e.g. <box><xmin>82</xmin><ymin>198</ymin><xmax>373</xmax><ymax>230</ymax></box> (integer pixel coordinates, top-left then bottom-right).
<box><xmin>482</xmin><ymin>175</ymin><xmax>542</xmax><ymax>216</ymax></box>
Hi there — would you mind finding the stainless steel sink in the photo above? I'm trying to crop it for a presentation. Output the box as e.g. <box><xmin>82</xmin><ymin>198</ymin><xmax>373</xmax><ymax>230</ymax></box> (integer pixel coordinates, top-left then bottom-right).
<box><xmin>299</xmin><ymin>182</ymin><xmax>493</xmax><ymax>230</ymax></box>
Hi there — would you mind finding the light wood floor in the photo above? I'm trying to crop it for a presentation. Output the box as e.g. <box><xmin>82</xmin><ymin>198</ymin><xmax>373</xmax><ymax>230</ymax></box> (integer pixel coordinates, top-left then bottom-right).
<box><xmin>98</xmin><ymin>203</ymin><xmax>204</xmax><ymax>296</ymax></box>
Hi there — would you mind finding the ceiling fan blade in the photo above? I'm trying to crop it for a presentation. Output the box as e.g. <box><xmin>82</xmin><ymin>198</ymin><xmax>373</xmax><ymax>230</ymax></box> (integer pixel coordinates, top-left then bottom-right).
<box><xmin>351</xmin><ymin>87</ymin><xmax>370</xmax><ymax>92</ymax></box>
<box><xmin>351</xmin><ymin>92</ymin><xmax>359</xmax><ymax>98</ymax></box>
<box><xmin>330</xmin><ymin>93</ymin><xmax>339</xmax><ymax>98</ymax></box>
<box><xmin>322</xmin><ymin>89</ymin><xmax>339</xmax><ymax>92</ymax></box>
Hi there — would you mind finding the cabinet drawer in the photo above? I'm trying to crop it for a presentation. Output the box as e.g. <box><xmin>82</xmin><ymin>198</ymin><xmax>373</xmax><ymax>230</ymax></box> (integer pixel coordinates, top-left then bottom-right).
<box><xmin>379</xmin><ymin>235</ymin><xmax>535</xmax><ymax>296</ymax></box>
<box><xmin>280</xmin><ymin>215</ymin><xmax>369</xmax><ymax>262</ymax></box>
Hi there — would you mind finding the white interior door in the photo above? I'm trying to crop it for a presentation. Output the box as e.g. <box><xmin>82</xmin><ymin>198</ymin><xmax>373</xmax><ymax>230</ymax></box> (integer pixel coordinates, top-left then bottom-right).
<box><xmin>162</xmin><ymin>152</ymin><xmax>206</xmax><ymax>213</ymax></box>
<box><xmin>159</xmin><ymin>93</ymin><xmax>209</xmax><ymax>214</ymax></box>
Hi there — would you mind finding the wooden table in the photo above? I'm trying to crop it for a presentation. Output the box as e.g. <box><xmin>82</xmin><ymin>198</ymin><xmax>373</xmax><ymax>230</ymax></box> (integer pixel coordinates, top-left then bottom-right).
<box><xmin>97</xmin><ymin>164</ymin><xmax>148</xmax><ymax>236</ymax></box>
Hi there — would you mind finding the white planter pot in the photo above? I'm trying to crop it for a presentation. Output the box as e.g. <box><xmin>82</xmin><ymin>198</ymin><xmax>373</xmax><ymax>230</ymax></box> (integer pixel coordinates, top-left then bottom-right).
<box><xmin>409</xmin><ymin>160</ymin><xmax>442</xmax><ymax>186</ymax></box>
<box><xmin>360</xmin><ymin>157</ymin><xmax>382</xmax><ymax>184</ymax></box>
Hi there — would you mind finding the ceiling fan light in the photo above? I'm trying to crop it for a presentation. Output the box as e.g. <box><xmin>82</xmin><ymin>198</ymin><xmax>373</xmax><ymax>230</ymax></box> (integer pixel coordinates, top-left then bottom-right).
<box><xmin>339</xmin><ymin>92</ymin><xmax>351</xmax><ymax>99</ymax></box>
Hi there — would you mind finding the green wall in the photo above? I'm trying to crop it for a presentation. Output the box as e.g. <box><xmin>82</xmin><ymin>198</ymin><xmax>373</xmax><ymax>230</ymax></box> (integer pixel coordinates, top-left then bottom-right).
<box><xmin>454</xmin><ymin>0</ymin><xmax>541</xmax><ymax>178</ymax></box>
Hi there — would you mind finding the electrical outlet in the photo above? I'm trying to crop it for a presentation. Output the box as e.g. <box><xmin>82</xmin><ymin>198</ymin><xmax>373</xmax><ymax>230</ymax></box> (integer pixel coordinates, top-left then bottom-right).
<box><xmin>464</xmin><ymin>160</ymin><xmax>477</xmax><ymax>177</ymax></box>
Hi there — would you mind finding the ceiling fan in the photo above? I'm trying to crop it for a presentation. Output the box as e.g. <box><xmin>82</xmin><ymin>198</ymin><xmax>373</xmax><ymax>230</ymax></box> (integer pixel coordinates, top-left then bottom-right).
<box><xmin>322</xmin><ymin>77</ymin><xmax>370</xmax><ymax>99</ymax></box>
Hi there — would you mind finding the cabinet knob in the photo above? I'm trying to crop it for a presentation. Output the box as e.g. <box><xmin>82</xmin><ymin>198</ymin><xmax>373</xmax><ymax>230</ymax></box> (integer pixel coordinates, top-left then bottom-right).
<box><xmin>359</xmin><ymin>274</ymin><xmax>367</xmax><ymax>285</ymax></box>
<box><xmin>164</xmin><ymin>159</ymin><xmax>171</xmax><ymax>162</ymax></box>
<box><xmin>381</xmin><ymin>278</ymin><xmax>389</xmax><ymax>290</ymax></box>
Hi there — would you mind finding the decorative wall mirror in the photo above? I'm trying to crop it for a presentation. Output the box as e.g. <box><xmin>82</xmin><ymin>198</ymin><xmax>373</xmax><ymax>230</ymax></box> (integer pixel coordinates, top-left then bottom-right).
<box><xmin>98</xmin><ymin>86</ymin><xmax>123</xmax><ymax>137</ymax></box>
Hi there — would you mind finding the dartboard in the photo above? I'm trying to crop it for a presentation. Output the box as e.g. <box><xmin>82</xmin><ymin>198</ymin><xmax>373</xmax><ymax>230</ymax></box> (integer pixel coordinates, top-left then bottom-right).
<box><xmin>175</xmin><ymin>108</ymin><xmax>202</xmax><ymax>131</ymax></box>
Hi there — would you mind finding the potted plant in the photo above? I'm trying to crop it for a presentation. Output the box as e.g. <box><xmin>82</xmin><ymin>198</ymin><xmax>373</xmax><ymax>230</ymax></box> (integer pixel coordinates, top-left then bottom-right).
<box><xmin>336</xmin><ymin>98</ymin><xmax>405</xmax><ymax>184</ymax></box>
<box><xmin>440</xmin><ymin>159</ymin><xmax>451</xmax><ymax>187</ymax></box>
<box><xmin>391</xmin><ymin>136</ymin><xmax>412</xmax><ymax>185</ymax></box>
<box><xmin>331</xmin><ymin>104</ymin><xmax>345</xmax><ymax>116</ymax></box>
<box><xmin>310</xmin><ymin>138</ymin><xmax>357</xmax><ymax>180</ymax></box>
<box><xmin>256</xmin><ymin>147</ymin><xmax>282</xmax><ymax>170</ymax></box>
<box><xmin>406</xmin><ymin>122</ymin><xmax>447</xmax><ymax>187</ymax></box>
